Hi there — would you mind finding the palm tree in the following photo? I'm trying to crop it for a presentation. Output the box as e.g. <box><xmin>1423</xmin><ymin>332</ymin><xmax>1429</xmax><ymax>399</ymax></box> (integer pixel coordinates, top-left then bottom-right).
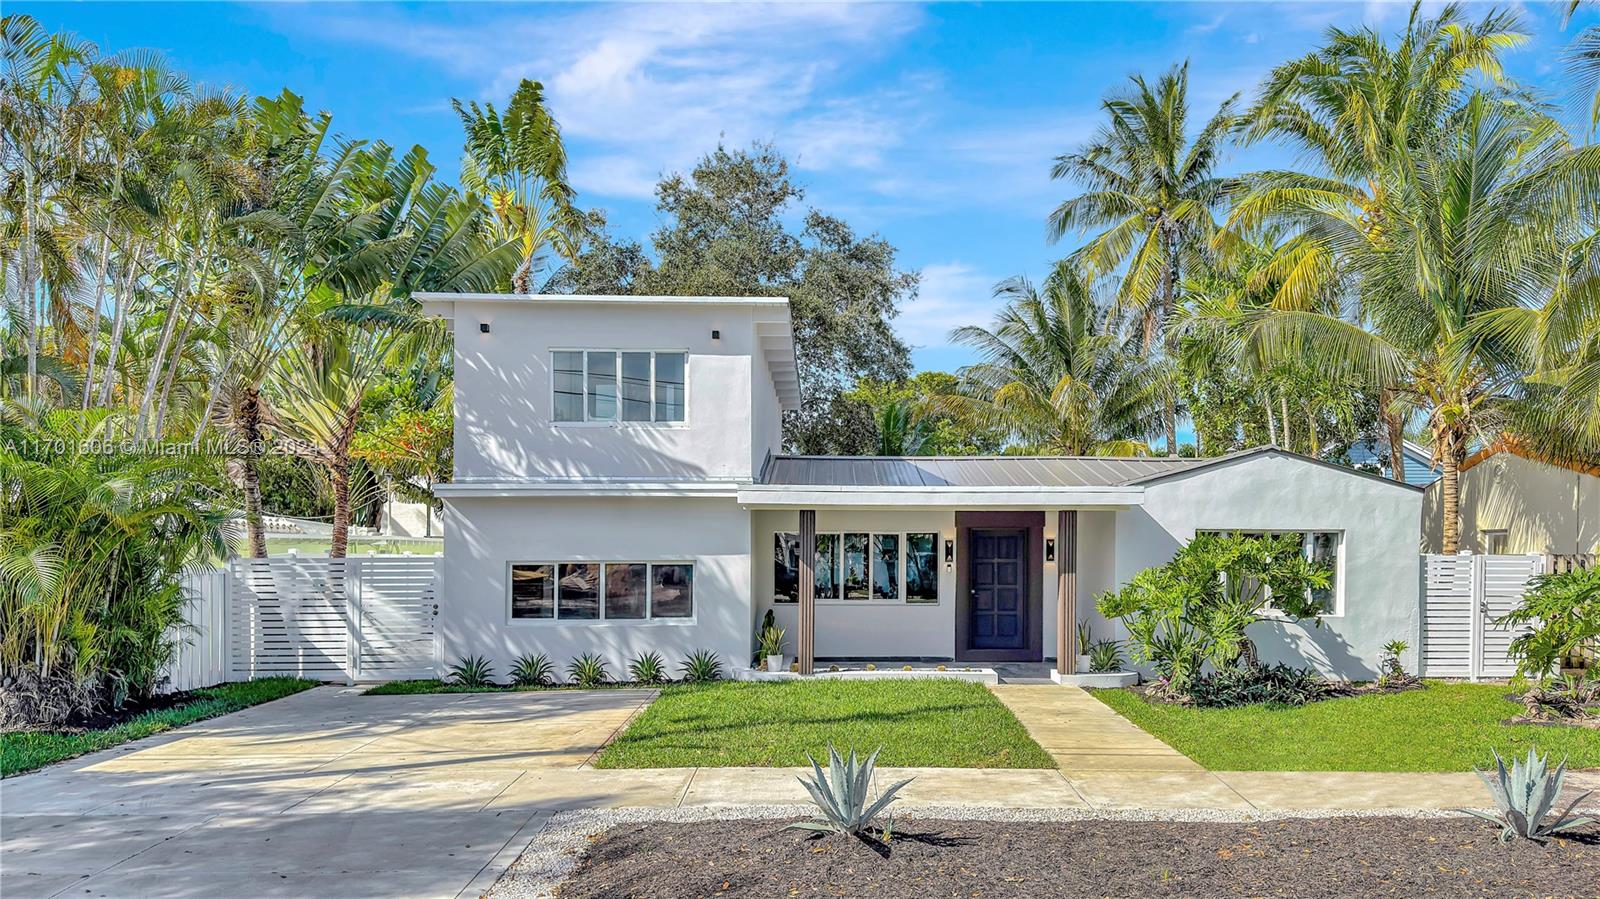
<box><xmin>1567</xmin><ymin>1</ymin><xmax>1599</xmax><ymax>131</ymax></box>
<box><xmin>270</xmin><ymin>142</ymin><xmax>516</xmax><ymax>557</ymax></box>
<box><xmin>1049</xmin><ymin>61</ymin><xmax>1240</xmax><ymax>455</ymax></box>
<box><xmin>1228</xmin><ymin>2</ymin><xmax>1527</xmax><ymax>478</ymax></box>
<box><xmin>1241</xmin><ymin>94</ymin><xmax>1600</xmax><ymax>552</ymax></box>
<box><xmin>453</xmin><ymin>79</ymin><xmax>581</xmax><ymax>293</ymax></box>
<box><xmin>946</xmin><ymin>261</ymin><xmax>1163</xmax><ymax>456</ymax></box>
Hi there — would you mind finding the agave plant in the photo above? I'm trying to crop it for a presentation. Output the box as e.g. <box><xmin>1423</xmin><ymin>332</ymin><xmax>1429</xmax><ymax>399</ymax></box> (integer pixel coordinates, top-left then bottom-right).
<box><xmin>788</xmin><ymin>745</ymin><xmax>914</xmax><ymax>837</ymax></box>
<box><xmin>680</xmin><ymin>649</ymin><xmax>724</xmax><ymax>683</ymax></box>
<box><xmin>1463</xmin><ymin>748</ymin><xmax>1595</xmax><ymax>842</ymax></box>
<box><xmin>628</xmin><ymin>651</ymin><xmax>667</xmax><ymax>684</ymax></box>
<box><xmin>447</xmin><ymin>655</ymin><xmax>497</xmax><ymax>688</ymax></box>
<box><xmin>509</xmin><ymin>652</ymin><xmax>555</xmax><ymax>687</ymax></box>
<box><xmin>567</xmin><ymin>652</ymin><xmax>610</xmax><ymax>687</ymax></box>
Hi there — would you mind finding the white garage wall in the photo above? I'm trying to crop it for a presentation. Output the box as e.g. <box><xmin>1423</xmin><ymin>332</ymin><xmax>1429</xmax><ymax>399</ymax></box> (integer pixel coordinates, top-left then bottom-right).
<box><xmin>439</xmin><ymin>496</ymin><xmax>753</xmax><ymax>677</ymax></box>
<box><xmin>1116</xmin><ymin>452</ymin><xmax>1424</xmax><ymax>678</ymax></box>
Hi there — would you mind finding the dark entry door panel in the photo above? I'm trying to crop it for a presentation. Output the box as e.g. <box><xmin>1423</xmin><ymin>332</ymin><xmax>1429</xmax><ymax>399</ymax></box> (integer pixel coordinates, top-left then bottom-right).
<box><xmin>969</xmin><ymin>528</ymin><xmax>1027</xmax><ymax>650</ymax></box>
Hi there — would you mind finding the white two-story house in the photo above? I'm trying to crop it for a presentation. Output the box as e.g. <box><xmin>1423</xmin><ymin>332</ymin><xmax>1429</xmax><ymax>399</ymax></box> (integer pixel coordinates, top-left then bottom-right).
<box><xmin>421</xmin><ymin>292</ymin><xmax>1425</xmax><ymax>680</ymax></box>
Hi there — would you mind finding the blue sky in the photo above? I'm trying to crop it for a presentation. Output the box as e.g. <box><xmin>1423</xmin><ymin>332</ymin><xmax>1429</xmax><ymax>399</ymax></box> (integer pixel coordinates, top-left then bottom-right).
<box><xmin>20</xmin><ymin>1</ymin><xmax>1592</xmax><ymax>373</ymax></box>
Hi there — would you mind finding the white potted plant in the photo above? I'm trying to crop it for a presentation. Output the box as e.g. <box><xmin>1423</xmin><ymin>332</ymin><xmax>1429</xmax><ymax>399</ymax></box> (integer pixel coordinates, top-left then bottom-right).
<box><xmin>1076</xmin><ymin>618</ymin><xmax>1094</xmax><ymax>672</ymax></box>
<box><xmin>759</xmin><ymin>624</ymin><xmax>788</xmax><ymax>673</ymax></box>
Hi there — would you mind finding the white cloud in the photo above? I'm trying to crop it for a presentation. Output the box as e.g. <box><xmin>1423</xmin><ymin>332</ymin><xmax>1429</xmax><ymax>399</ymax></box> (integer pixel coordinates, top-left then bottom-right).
<box><xmin>897</xmin><ymin>262</ymin><xmax>1003</xmax><ymax>349</ymax></box>
<box><xmin>291</xmin><ymin>3</ymin><xmax>926</xmax><ymax>199</ymax></box>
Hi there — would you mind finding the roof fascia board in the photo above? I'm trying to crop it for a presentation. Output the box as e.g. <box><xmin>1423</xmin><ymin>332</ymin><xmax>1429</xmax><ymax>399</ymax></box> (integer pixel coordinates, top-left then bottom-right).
<box><xmin>736</xmin><ymin>485</ymin><xmax>1144</xmax><ymax>508</ymax></box>
<box><xmin>1127</xmin><ymin>446</ymin><xmax>1427</xmax><ymax>493</ymax></box>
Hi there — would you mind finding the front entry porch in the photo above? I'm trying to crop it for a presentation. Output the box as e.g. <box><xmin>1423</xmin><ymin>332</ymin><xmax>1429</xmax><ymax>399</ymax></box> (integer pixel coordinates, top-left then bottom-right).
<box><xmin>760</xmin><ymin>506</ymin><xmax>1095</xmax><ymax>678</ymax></box>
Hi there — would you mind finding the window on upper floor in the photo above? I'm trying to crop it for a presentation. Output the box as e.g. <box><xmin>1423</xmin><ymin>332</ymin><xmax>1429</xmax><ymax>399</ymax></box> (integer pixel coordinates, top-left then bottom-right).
<box><xmin>552</xmin><ymin>350</ymin><xmax>686</xmax><ymax>424</ymax></box>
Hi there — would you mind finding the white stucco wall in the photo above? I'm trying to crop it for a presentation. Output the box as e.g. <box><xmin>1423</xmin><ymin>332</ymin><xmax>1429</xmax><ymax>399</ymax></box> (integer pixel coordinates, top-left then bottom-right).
<box><xmin>438</xmin><ymin>496</ymin><xmax>753</xmax><ymax>676</ymax></box>
<box><xmin>1422</xmin><ymin>453</ymin><xmax>1600</xmax><ymax>555</ymax></box>
<box><xmin>450</xmin><ymin>300</ymin><xmax>771</xmax><ymax>482</ymax></box>
<box><xmin>1115</xmin><ymin>452</ymin><xmax>1424</xmax><ymax>678</ymax></box>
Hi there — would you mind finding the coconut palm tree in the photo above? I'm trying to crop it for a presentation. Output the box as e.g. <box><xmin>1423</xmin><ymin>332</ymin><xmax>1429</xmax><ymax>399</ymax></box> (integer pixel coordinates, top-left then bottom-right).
<box><xmin>1048</xmin><ymin>61</ymin><xmax>1241</xmax><ymax>455</ymax></box>
<box><xmin>1567</xmin><ymin>1</ymin><xmax>1599</xmax><ymax>131</ymax></box>
<box><xmin>1239</xmin><ymin>94</ymin><xmax>1600</xmax><ymax>552</ymax></box>
<box><xmin>946</xmin><ymin>261</ymin><xmax>1164</xmax><ymax>456</ymax></box>
<box><xmin>453</xmin><ymin>79</ymin><xmax>581</xmax><ymax>293</ymax></box>
<box><xmin>1227</xmin><ymin>2</ymin><xmax>1527</xmax><ymax>477</ymax></box>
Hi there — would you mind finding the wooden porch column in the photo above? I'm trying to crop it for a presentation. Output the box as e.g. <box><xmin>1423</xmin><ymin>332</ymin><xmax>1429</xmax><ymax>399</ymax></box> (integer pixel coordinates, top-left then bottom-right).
<box><xmin>1056</xmin><ymin>510</ymin><xmax>1078</xmax><ymax>675</ymax></box>
<box><xmin>797</xmin><ymin>509</ymin><xmax>816</xmax><ymax>675</ymax></box>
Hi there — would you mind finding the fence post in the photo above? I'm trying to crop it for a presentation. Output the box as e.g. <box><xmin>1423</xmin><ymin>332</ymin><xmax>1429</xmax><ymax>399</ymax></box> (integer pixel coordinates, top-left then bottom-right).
<box><xmin>1469</xmin><ymin>553</ymin><xmax>1485</xmax><ymax>682</ymax></box>
<box><xmin>346</xmin><ymin>558</ymin><xmax>361</xmax><ymax>685</ymax></box>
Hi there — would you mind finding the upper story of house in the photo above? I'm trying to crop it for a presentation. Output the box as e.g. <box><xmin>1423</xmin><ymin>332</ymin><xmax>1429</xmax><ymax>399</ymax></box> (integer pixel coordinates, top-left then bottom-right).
<box><xmin>418</xmin><ymin>293</ymin><xmax>799</xmax><ymax>487</ymax></box>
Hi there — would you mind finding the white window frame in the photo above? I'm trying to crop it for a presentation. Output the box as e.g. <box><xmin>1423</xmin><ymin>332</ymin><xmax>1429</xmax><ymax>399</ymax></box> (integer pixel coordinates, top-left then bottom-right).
<box><xmin>772</xmin><ymin>531</ymin><xmax>943</xmax><ymax>606</ymax></box>
<box><xmin>1482</xmin><ymin>530</ymin><xmax>1509</xmax><ymax>554</ymax></box>
<box><xmin>506</xmin><ymin>559</ymin><xmax>697</xmax><ymax>626</ymax></box>
<box><xmin>1198</xmin><ymin>529</ymin><xmax>1345</xmax><ymax>618</ymax></box>
<box><xmin>549</xmin><ymin>348</ymin><xmax>689</xmax><ymax>427</ymax></box>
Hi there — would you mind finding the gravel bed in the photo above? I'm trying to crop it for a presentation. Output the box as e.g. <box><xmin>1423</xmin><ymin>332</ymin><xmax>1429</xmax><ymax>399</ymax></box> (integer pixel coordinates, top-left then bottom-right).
<box><xmin>486</xmin><ymin>803</ymin><xmax>1502</xmax><ymax>899</ymax></box>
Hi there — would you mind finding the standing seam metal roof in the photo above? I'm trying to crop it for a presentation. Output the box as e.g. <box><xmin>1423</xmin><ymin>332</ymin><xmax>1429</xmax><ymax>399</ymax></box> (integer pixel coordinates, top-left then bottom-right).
<box><xmin>760</xmin><ymin>455</ymin><xmax>1212</xmax><ymax>488</ymax></box>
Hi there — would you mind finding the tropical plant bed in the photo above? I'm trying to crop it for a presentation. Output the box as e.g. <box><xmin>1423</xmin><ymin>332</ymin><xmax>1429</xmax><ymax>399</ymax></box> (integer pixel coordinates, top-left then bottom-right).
<box><xmin>1</xmin><ymin>678</ymin><xmax>317</xmax><ymax>777</ymax></box>
<box><xmin>1092</xmin><ymin>682</ymin><xmax>1600</xmax><ymax>771</ymax></box>
<box><xmin>551</xmin><ymin>816</ymin><xmax>1600</xmax><ymax>899</ymax></box>
<box><xmin>364</xmin><ymin>679</ymin><xmax>664</xmax><ymax>695</ymax></box>
<box><xmin>592</xmin><ymin>680</ymin><xmax>1055</xmax><ymax>769</ymax></box>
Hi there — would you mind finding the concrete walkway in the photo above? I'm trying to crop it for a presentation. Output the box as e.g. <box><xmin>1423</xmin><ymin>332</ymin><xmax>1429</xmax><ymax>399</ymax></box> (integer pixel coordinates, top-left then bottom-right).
<box><xmin>5</xmin><ymin>685</ymin><xmax>1597</xmax><ymax>898</ymax></box>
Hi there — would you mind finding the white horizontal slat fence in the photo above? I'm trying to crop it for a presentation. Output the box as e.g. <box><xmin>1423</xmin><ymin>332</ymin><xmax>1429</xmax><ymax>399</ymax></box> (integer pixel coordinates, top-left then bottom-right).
<box><xmin>159</xmin><ymin>556</ymin><xmax>439</xmax><ymax>691</ymax></box>
<box><xmin>1420</xmin><ymin>553</ymin><xmax>1541</xmax><ymax>681</ymax></box>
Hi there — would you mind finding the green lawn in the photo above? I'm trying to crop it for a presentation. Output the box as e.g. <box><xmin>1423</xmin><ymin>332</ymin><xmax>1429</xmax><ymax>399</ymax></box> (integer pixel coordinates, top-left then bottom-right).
<box><xmin>2</xmin><ymin>678</ymin><xmax>317</xmax><ymax>777</ymax></box>
<box><xmin>1092</xmin><ymin>681</ymin><xmax>1600</xmax><ymax>772</ymax></box>
<box><xmin>593</xmin><ymin>679</ymin><xmax>1056</xmax><ymax>769</ymax></box>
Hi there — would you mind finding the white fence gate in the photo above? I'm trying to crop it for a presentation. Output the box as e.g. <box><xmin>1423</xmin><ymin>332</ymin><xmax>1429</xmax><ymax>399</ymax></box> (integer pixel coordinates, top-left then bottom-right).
<box><xmin>162</xmin><ymin>556</ymin><xmax>439</xmax><ymax>691</ymax></box>
<box><xmin>1420</xmin><ymin>554</ymin><xmax>1542</xmax><ymax>680</ymax></box>
<box><xmin>164</xmin><ymin>569</ymin><xmax>230</xmax><ymax>692</ymax></box>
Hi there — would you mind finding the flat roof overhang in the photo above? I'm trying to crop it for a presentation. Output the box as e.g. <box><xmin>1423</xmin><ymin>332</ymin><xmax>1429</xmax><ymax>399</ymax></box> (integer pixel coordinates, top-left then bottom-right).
<box><xmin>735</xmin><ymin>484</ymin><xmax>1144</xmax><ymax>509</ymax></box>
<box><xmin>435</xmin><ymin>480</ymin><xmax>742</xmax><ymax>500</ymax></box>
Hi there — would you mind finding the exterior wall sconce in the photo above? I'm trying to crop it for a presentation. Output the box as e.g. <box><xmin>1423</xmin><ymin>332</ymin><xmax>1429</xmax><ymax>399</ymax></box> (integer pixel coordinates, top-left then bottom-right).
<box><xmin>478</xmin><ymin>322</ymin><xmax>491</xmax><ymax>334</ymax></box>
<box><xmin>711</xmin><ymin>329</ymin><xmax>721</xmax><ymax>340</ymax></box>
<box><xmin>1045</xmin><ymin>537</ymin><xmax>1056</xmax><ymax>562</ymax></box>
<box><xmin>943</xmin><ymin>538</ymin><xmax>955</xmax><ymax>569</ymax></box>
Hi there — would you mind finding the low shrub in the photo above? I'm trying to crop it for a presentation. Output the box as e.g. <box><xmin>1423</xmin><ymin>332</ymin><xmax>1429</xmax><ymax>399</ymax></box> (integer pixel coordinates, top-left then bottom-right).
<box><xmin>446</xmin><ymin>655</ymin><xmax>497</xmax><ymax>687</ymax></box>
<box><xmin>628</xmin><ymin>651</ymin><xmax>667</xmax><ymax>684</ymax></box>
<box><xmin>568</xmin><ymin>652</ymin><xmax>610</xmax><ymax>687</ymax></box>
<box><xmin>1188</xmin><ymin>663</ymin><xmax>1329</xmax><ymax>708</ymax></box>
<box><xmin>509</xmin><ymin>653</ymin><xmax>555</xmax><ymax>687</ymax></box>
<box><xmin>1088</xmin><ymin>640</ymin><xmax>1124</xmax><ymax>673</ymax></box>
<box><xmin>680</xmin><ymin>649</ymin><xmax>723</xmax><ymax>683</ymax></box>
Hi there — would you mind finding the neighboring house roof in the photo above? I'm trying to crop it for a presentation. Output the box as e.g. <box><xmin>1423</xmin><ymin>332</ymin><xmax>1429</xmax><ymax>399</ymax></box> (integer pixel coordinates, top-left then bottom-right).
<box><xmin>1460</xmin><ymin>438</ymin><xmax>1600</xmax><ymax>478</ymax></box>
<box><xmin>1342</xmin><ymin>438</ymin><xmax>1440</xmax><ymax>486</ymax></box>
<box><xmin>758</xmin><ymin>445</ymin><xmax>1424</xmax><ymax>493</ymax></box>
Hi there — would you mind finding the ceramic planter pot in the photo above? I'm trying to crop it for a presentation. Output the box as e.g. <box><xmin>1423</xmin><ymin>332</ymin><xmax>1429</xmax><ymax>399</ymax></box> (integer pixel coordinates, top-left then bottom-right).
<box><xmin>766</xmin><ymin>654</ymin><xmax>785</xmax><ymax>673</ymax></box>
<box><xmin>1077</xmin><ymin>654</ymin><xmax>1092</xmax><ymax>672</ymax></box>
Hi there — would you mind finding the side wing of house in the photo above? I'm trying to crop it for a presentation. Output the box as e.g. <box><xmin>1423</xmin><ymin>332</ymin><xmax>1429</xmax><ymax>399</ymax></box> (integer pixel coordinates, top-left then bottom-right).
<box><xmin>1123</xmin><ymin>451</ymin><xmax>1425</xmax><ymax>679</ymax></box>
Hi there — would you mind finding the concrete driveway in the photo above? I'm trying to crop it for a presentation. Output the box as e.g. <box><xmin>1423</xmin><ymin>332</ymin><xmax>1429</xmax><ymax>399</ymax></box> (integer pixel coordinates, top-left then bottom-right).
<box><xmin>0</xmin><ymin>686</ymin><xmax>669</xmax><ymax>899</ymax></box>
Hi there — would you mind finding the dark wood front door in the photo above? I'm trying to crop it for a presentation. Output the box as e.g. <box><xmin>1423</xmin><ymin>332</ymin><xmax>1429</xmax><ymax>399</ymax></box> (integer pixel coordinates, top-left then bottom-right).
<box><xmin>969</xmin><ymin>528</ymin><xmax>1028</xmax><ymax>650</ymax></box>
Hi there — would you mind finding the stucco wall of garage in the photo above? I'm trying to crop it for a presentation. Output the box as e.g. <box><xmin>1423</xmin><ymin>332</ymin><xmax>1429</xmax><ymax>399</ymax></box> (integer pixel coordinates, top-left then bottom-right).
<box><xmin>439</xmin><ymin>496</ymin><xmax>753</xmax><ymax>675</ymax></box>
<box><xmin>1115</xmin><ymin>452</ymin><xmax>1424</xmax><ymax>679</ymax></box>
